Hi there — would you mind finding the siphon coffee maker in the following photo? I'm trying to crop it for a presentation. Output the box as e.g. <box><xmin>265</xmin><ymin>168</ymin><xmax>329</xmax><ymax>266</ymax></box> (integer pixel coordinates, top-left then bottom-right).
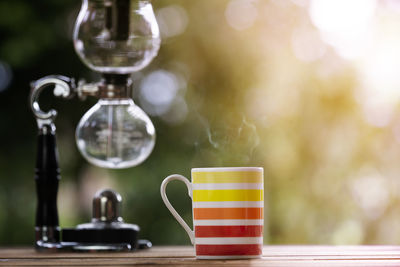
<box><xmin>30</xmin><ymin>0</ymin><xmax>160</xmax><ymax>251</ymax></box>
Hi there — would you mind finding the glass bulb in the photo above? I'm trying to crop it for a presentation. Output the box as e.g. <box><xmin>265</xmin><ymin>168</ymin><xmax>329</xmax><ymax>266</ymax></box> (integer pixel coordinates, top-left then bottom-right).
<box><xmin>73</xmin><ymin>0</ymin><xmax>160</xmax><ymax>74</ymax></box>
<box><xmin>76</xmin><ymin>99</ymin><xmax>155</xmax><ymax>169</ymax></box>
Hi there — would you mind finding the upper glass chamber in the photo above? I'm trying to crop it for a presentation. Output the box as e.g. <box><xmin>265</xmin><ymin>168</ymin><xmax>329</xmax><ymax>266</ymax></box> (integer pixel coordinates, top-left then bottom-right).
<box><xmin>73</xmin><ymin>0</ymin><xmax>161</xmax><ymax>74</ymax></box>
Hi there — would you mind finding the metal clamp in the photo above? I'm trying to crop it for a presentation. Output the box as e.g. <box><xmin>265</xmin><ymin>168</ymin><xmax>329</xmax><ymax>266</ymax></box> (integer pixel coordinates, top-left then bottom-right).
<box><xmin>30</xmin><ymin>75</ymin><xmax>76</xmax><ymax>130</ymax></box>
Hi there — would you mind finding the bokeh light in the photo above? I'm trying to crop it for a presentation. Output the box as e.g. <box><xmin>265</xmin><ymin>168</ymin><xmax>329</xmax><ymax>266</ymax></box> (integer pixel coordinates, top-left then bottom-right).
<box><xmin>0</xmin><ymin>61</ymin><xmax>12</xmax><ymax>92</ymax></box>
<box><xmin>225</xmin><ymin>0</ymin><xmax>259</xmax><ymax>31</ymax></box>
<box><xmin>156</xmin><ymin>5</ymin><xmax>189</xmax><ymax>38</ymax></box>
<box><xmin>139</xmin><ymin>70</ymin><xmax>180</xmax><ymax>115</ymax></box>
<box><xmin>351</xmin><ymin>168</ymin><xmax>389</xmax><ymax>220</ymax></box>
<box><xmin>291</xmin><ymin>27</ymin><xmax>326</xmax><ymax>62</ymax></box>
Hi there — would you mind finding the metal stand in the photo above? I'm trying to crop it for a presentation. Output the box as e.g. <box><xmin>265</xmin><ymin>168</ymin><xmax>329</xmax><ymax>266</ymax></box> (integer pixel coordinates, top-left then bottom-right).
<box><xmin>30</xmin><ymin>75</ymin><xmax>151</xmax><ymax>252</ymax></box>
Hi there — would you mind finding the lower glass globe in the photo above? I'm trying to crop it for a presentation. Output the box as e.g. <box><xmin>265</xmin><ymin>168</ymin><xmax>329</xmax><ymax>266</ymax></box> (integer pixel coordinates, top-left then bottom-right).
<box><xmin>76</xmin><ymin>99</ymin><xmax>155</xmax><ymax>169</ymax></box>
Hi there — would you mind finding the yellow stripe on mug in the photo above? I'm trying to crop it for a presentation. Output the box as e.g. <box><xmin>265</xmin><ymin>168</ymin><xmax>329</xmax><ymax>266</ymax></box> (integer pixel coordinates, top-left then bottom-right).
<box><xmin>193</xmin><ymin>189</ymin><xmax>264</xmax><ymax>202</ymax></box>
<box><xmin>192</xmin><ymin>170</ymin><xmax>263</xmax><ymax>184</ymax></box>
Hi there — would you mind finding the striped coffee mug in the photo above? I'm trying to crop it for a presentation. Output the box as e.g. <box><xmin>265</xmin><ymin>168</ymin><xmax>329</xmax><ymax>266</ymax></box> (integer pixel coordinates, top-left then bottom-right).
<box><xmin>160</xmin><ymin>167</ymin><xmax>264</xmax><ymax>259</ymax></box>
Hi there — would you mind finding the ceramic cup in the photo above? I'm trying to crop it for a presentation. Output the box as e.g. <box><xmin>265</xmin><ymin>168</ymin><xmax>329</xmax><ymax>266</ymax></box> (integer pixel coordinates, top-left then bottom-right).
<box><xmin>160</xmin><ymin>167</ymin><xmax>264</xmax><ymax>259</ymax></box>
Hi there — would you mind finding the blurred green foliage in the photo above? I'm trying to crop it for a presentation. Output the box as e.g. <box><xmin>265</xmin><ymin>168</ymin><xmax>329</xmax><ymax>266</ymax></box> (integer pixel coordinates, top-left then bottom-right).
<box><xmin>1</xmin><ymin>0</ymin><xmax>400</xmax><ymax>246</ymax></box>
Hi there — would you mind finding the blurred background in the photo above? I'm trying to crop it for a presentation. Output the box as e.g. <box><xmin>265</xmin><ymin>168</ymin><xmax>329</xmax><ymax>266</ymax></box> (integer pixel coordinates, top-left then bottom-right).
<box><xmin>1</xmin><ymin>0</ymin><xmax>400</xmax><ymax>246</ymax></box>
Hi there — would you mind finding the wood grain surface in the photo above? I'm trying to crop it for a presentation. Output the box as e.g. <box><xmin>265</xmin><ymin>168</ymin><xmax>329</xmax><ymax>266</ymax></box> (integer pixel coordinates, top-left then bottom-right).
<box><xmin>1</xmin><ymin>246</ymin><xmax>400</xmax><ymax>266</ymax></box>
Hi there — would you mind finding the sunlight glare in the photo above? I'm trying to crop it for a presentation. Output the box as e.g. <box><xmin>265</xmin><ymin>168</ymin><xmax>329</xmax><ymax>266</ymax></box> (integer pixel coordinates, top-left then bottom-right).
<box><xmin>309</xmin><ymin>0</ymin><xmax>376</xmax><ymax>59</ymax></box>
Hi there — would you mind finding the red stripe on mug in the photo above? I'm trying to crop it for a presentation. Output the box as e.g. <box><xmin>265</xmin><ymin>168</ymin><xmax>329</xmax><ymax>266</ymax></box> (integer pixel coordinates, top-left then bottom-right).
<box><xmin>195</xmin><ymin>225</ymin><xmax>263</xmax><ymax>238</ymax></box>
<box><xmin>196</xmin><ymin>244</ymin><xmax>262</xmax><ymax>256</ymax></box>
<box><xmin>193</xmin><ymin>207</ymin><xmax>263</xmax><ymax>220</ymax></box>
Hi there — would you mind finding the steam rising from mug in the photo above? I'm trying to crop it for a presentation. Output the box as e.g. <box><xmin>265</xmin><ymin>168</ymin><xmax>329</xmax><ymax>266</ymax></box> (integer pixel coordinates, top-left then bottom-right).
<box><xmin>73</xmin><ymin>0</ymin><xmax>160</xmax><ymax>169</ymax></box>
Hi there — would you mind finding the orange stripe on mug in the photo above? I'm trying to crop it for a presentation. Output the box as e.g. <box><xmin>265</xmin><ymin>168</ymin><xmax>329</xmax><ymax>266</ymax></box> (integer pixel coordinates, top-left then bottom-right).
<box><xmin>194</xmin><ymin>208</ymin><xmax>264</xmax><ymax>220</ymax></box>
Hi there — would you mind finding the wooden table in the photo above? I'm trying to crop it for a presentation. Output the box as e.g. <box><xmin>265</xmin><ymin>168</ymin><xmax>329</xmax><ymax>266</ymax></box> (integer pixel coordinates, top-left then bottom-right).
<box><xmin>1</xmin><ymin>246</ymin><xmax>400</xmax><ymax>266</ymax></box>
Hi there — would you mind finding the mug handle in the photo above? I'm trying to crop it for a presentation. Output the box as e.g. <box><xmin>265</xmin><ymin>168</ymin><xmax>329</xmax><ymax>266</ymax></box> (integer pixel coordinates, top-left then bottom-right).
<box><xmin>160</xmin><ymin>174</ymin><xmax>195</xmax><ymax>245</ymax></box>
